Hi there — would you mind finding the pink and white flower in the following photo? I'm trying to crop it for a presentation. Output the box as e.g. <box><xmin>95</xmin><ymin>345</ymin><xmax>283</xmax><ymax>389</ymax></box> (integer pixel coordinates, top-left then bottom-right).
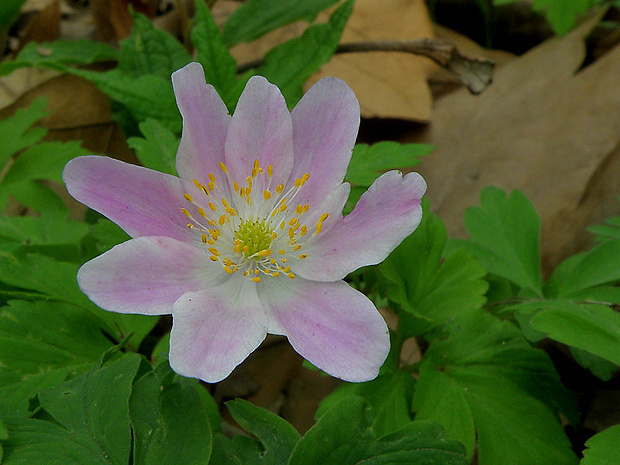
<box><xmin>63</xmin><ymin>63</ymin><xmax>426</xmax><ymax>383</ymax></box>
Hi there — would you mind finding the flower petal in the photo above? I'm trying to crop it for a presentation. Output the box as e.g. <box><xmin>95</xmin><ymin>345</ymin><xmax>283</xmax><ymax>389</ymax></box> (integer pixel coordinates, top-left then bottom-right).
<box><xmin>290</xmin><ymin>77</ymin><xmax>360</xmax><ymax>207</ymax></box>
<box><xmin>63</xmin><ymin>156</ymin><xmax>192</xmax><ymax>241</ymax></box>
<box><xmin>293</xmin><ymin>171</ymin><xmax>427</xmax><ymax>281</ymax></box>
<box><xmin>77</xmin><ymin>236</ymin><xmax>225</xmax><ymax>315</ymax></box>
<box><xmin>259</xmin><ymin>277</ymin><xmax>389</xmax><ymax>382</ymax></box>
<box><xmin>224</xmin><ymin>76</ymin><xmax>294</xmax><ymax>187</ymax></box>
<box><xmin>172</xmin><ymin>63</ymin><xmax>231</xmax><ymax>194</ymax></box>
<box><xmin>169</xmin><ymin>278</ymin><xmax>268</xmax><ymax>383</ymax></box>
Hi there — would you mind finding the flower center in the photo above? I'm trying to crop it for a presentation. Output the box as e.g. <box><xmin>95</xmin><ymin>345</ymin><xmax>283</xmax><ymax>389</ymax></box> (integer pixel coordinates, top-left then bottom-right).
<box><xmin>234</xmin><ymin>219</ymin><xmax>273</xmax><ymax>259</ymax></box>
<box><xmin>180</xmin><ymin>159</ymin><xmax>327</xmax><ymax>283</ymax></box>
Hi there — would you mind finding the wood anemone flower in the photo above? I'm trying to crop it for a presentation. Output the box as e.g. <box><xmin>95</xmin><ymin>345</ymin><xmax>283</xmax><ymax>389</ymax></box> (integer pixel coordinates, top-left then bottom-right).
<box><xmin>62</xmin><ymin>62</ymin><xmax>427</xmax><ymax>383</ymax></box>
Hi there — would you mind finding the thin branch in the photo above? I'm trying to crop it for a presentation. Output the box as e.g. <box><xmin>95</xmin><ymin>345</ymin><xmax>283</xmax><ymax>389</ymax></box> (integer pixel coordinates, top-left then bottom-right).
<box><xmin>236</xmin><ymin>38</ymin><xmax>495</xmax><ymax>94</ymax></box>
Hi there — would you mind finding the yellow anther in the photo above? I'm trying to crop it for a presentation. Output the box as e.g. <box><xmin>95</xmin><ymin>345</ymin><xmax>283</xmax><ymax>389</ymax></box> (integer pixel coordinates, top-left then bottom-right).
<box><xmin>301</xmin><ymin>173</ymin><xmax>310</xmax><ymax>184</ymax></box>
<box><xmin>289</xmin><ymin>218</ymin><xmax>298</xmax><ymax>226</ymax></box>
<box><xmin>288</xmin><ymin>228</ymin><xmax>295</xmax><ymax>239</ymax></box>
<box><xmin>252</xmin><ymin>276</ymin><xmax>261</xmax><ymax>283</ymax></box>
<box><xmin>242</xmin><ymin>245</ymin><xmax>250</xmax><ymax>253</ymax></box>
<box><xmin>268</xmin><ymin>165</ymin><xmax>273</xmax><ymax>177</ymax></box>
<box><xmin>181</xmin><ymin>208</ymin><xmax>191</xmax><ymax>217</ymax></box>
<box><xmin>252</xmin><ymin>168</ymin><xmax>257</xmax><ymax>178</ymax></box>
<box><xmin>300</xmin><ymin>225</ymin><xmax>308</xmax><ymax>236</ymax></box>
<box><xmin>240</xmin><ymin>187</ymin><xmax>245</xmax><ymax>198</ymax></box>
<box><xmin>187</xmin><ymin>223</ymin><xmax>193</xmax><ymax>229</ymax></box>
<box><xmin>287</xmin><ymin>273</ymin><xmax>295</xmax><ymax>279</ymax></box>
<box><xmin>208</xmin><ymin>202</ymin><xmax>217</xmax><ymax>211</ymax></box>
<box><xmin>207</xmin><ymin>219</ymin><xmax>216</xmax><ymax>226</ymax></box>
<box><xmin>193</xmin><ymin>179</ymin><xmax>202</xmax><ymax>188</ymax></box>
<box><xmin>219</xmin><ymin>215</ymin><xmax>226</xmax><ymax>225</ymax></box>
<box><xmin>296</xmin><ymin>204</ymin><xmax>303</xmax><ymax>214</ymax></box>
<box><xmin>208</xmin><ymin>182</ymin><xmax>215</xmax><ymax>191</ymax></box>
<box><xmin>276</xmin><ymin>184</ymin><xmax>284</xmax><ymax>194</ymax></box>
<box><xmin>224</xmin><ymin>266</ymin><xmax>233</xmax><ymax>274</ymax></box>
<box><xmin>246</xmin><ymin>176</ymin><xmax>253</xmax><ymax>188</ymax></box>
<box><xmin>208</xmin><ymin>247</ymin><xmax>220</xmax><ymax>256</ymax></box>
<box><xmin>294</xmin><ymin>178</ymin><xmax>302</xmax><ymax>188</ymax></box>
<box><xmin>279</xmin><ymin>249</ymin><xmax>286</xmax><ymax>255</ymax></box>
<box><xmin>299</xmin><ymin>254</ymin><xmax>308</xmax><ymax>259</ymax></box>
<box><xmin>234</xmin><ymin>244</ymin><xmax>241</xmax><ymax>254</ymax></box>
<box><xmin>219</xmin><ymin>162</ymin><xmax>228</xmax><ymax>174</ymax></box>
<box><xmin>279</xmin><ymin>204</ymin><xmax>288</xmax><ymax>212</ymax></box>
<box><xmin>234</xmin><ymin>181</ymin><xmax>239</xmax><ymax>193</ymax></box>
<box><xmin>316</xmin><ymin>221</ymin><xmax>323</xmax><ymax>234</ymax></box>
<box><xmin>272</xmin><ymin>271</ymin><xmax>280</xmax><ymax>277</ymax></box>
<box><xmin>198</xmin><ymin>208</ymin><xmax>206</xmax><ymax>217</ymax></box>
<box><xmin>222</xmin><ymin>198</ymin><xmax>229</xmax><ymax>208</ymax></box>
<box><xmin>271</xmin><ymin>232</ymin><xmax>278</xmax><ymax>239</ymax></box>
<box><xmin>319</xmin><ymin>213</ymin><xmax>329</xmax><ymax>222</ymax></box>
<box><xmin>201</xmin><ymin>234</ymin><xmax>208</xmax><ymax>243</ymax></box>
<box><xmin>293</xmin><ymin>245</ymin><xmax>302</xmax><ymax>251</ymax></box>
<box><xmin>282</xmin><ymin>258</ymin><xmax>288</xmax><ymax>263</ymax></box>
<box><xmin>209</xmin><ymin>173</ymin><xmax>215</xmax><ymax>182</ymax></box>
<box><xmin>207</xmin><ymin>239</ymin><xmax>215</xmax><ymax>245</ymax></box>
<box><xmin>280</xmin><ymin>220</ymin><xmax>286</xmax><ymax>230</ymax></box>
<box><xmin>209</xmin><ymin>255</ymin><xmax>218</xmax><ymax>261</ymax></box>
<box><xmin>283</xmin><ymin>266</ymin><xmax>291</xmax><ymax>273</ymax></box>
<box><xmin>302</xmin><ymin>204</ymin><xmax>309</xmax><ymax>213</ymax></box>
<box><xmin>184</xmin><ymin>193</ymin><xmax>193</xmax><ymax>202</ymax></box>
<box><xmin>270</xmin><ymin>259</ymin><xmax>277</xmax><ymax>264</ymax></box>
<box><xmin>257</xmin><ymin>249</ymin><xmax>271</xmax><ymax>257</ymax></box>
<box><xmin>264</xmin><ymin>190</ymin><xmax>272</xmax><ymax>200</ymax></box>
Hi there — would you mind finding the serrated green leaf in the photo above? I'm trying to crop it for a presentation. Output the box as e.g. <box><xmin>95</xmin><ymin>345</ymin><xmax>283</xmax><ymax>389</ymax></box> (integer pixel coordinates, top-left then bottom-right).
<box><xmin>316</xmin><ymin>371</ymin><xmax>415</xmax><ymax>437</ymax></box>
<box><xmin>127</xmin><ymin>119</ymin><xmax>179</xmax><ymax>176</ymax></box>
<box><xmin>380</xmin><ymin>203</ymin><xmax>488</xmax><ymax>335</ymax></box>
<box><xmin>529</xmin><ymin>302</ymin><xmax>620</xmax><ymax>366</ymax></box>
<box><xmin>209</xmin><ymin>433</ymin><xmax>244</xmax><ymax>465</ymax></box>
<box><xmin>3</xmin><ymin>181</ymin><xmax>66</xmax><ymax>213</ymax></box>
<box><xmin>0</xmin><ymin>212</ymin><xmax>89</xmax><ymax>247</ymax></box>
<box><xmin>257</xmin><ymin>0</ymin><xmax>353</xmax><ymax>107</ymax></box>
<box><xmin>581</xmin><ymin>423</ymin><xmax>620</xmax><ymax>465</ymax></box>
<box><xmin>0</xmin><ymin>98</ymin><xmax>48</xmax><ymax>167</ymax></box>
<box><xmin>223</xmin><ymin>0</ymin><xmax>341</xmax><ymax>46</ymax></box>
<box><xmin>193</xmin><ymin>0</ymin><xmax>237</xmax><ymax>106</ymax></box>
<box><xmin>532</xmin><ymin>0</ymin><xmax>594</xmax><ymax>35</ymax></box>
<box><xmin>289</xmin><ymin>396</ymin><xmax>467</xmax><ymax>465</ymax></box>
<box><xmin>459</xmin><ymin>187</ymin><xmax>543</xmax><ymax>296</ymax></box>
<box><xmin>0</xmin><ymin>300</ymin><xmax>112</xmax><ymax>417</ymax></box>
<box><xmin>129</xmin><ymin>372</ymin><xmax>213</xmax><ymax>465</ymax></box>
<box><xmin>2</xmin><ymin>140</ymin><xmax>88</xmax><ymax>185</ymax></box>
<box><xmin>0</xmin><ymin>40</ymin><xmax>118</xmax><ymax>77</ymax></box>
<box><xmin>1</xmin><ymin>355</ymin><xmax>141</xmax><ymax>465</ymax></box>
<box><xmin>88</xmin><ymin>218</ymin><xmax>131</xmax><ymax>255</ymax></box>
<box><xmin>119</xmin><ymin>13</ymin><xmax>190</xmax><ymax>79</ymax></box>
<box><xmin>226</xmin><ymin>398</ymin><xmax>300</xmax><ymax>465</ymax></box>
<box><xmin>413</xmin><ymin>311</ymin><xmax>578</xmax><ymax>464</ymax></box>
<box><xmin>346</xmin><ymin>142</ymin><xmax>431</xmax><ymax>187</ymax></box>
<box><xmin>65</xmin><ymin>68</ymin><xmax>182</xmax><ymax>133</ymax></box>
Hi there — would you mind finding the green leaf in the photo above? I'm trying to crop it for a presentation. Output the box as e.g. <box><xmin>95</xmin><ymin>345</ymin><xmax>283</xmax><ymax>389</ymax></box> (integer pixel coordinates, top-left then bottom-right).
<box><xmin>88</xmin><ymin>218</ymin><xmax>131</xmax><ymax>255</ymax></box>
<box><xmin>529</xmin><ymin>301</ymin><xmax>620</xmax><ymax>366</ymax></box>
<box><xmin>0</xmin><ymin>98</ymin><xmax>48</xmax><ymax>167</ymax></box>
<box><xmin>2</xmin><ymin>181</ymin><xmax>66</xmax><ymax>213</ymax></box>
<box><xmin>65</xmin><ymin>68</ymin><xmax>182</xmax><ymax>133</ymax></box>
<box><xmin>0</xmin><ymin>40</ymin><xmax>118</xmax><ymax>77</ymax></box>
<box><xmin>581</xmin><ymin>424</ymin><xmax>620</xmax><ymax>465</ymax></box>
<box><xmin>346</xmin><ymin>142</ymin><xmax>432</xmax><ymax>187</ymax></box>
<box><xmin>192</xmin><ymin>0</ymin><xmax>238</xmax><ymax>106</ymax></box>
<box><xmin>119</xmin><ymin>12</ymin><xmax>191</xmax><ymax>79</ymax></box>
<box><xmin>223</xmin><ymin>0</ymin><xmax>341</xmax><ymax>46</ymax></box>
<box><xmin>0</xmin><ymin>300</ymin><xmax>112</xmax><ymax>417</ymax></box>
<box><xmin>457</xmin><ymin>187</ymin><xmax>543</xmax><ymax>296</ymax></box>
<box><xmin>0</xmin><ymin>0</ymin><xmax>26</xmax><ymax>31</ymax></box>
<box><xmin>289</xmin><ymin>396</ymin><xmax>467</xmax><ymax>465</ymax></box>
<box><xmin>412</xmin><ymin>311</ymin><xmax>578</xmax><ymax>464</ymax></box>
<box><xmin>553</xmin><ymin>240</ymin><xmax>620</xmax><ymax>300</ymax></box>
<box><xmin>127</xmin><ymin>119</ymin><xmax>179</xmax><ymax>176</ymax></box>
<box><xmin>1</xmin><ymin>355</ymin><xmax>141</xmax><ymax>465</ymax></box>
<box><xmin>315</xmin><ymin>371</ymin><xmax>415</xmax><ymax>437</ymax></box>
<box><xmin>226</xmin><ymin>398</ymin><xmax>300</xmax><ymax>464</ymax></box>
<box><xmin>380</xmin><ymin>203</ymin><xmax>488</xmax><ymax>334</ymax></box>
<box><xmin>0</xmin><ymin>212</ymin><xmax>89</xmax><ymax>248</ymax></box>
<box><xmin>129</xmin><ymin>372</ymin><xmax>213</xmax><ymax>465</ymax></box>
<box><xmin>2</xmin><ymin>141</ymin><xmax>88</xmax><ymax>185</ymax></box>
<box><xmin>532</xmin><ymin>0</ymin><xmax>594</xmax><ymax>35</ymax></box>
<box><xmin>257</xmin><ymin>0</ymin><xmax>353</xmax><ymax>107</ymax></box>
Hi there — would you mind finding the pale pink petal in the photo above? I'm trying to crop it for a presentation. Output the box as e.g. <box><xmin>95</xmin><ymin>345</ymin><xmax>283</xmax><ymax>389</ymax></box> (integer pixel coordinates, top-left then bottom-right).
<box><xmin>224</xmin><ymin>76</ymin><xmax>294</xmax><ymax>187</ymax></box>
<box><xmin>172</xmin><ymin>63</ymin><xmax>231</xmax><ymax>196</ymax></box>
<box><xmin>169</xmin><ymin>278</ymin><xmax>268</xmax><ymax>383</ymax></box>
<box><xmin>63</xmin><ymin>156</ymin><xmax>192</xmax><ymax>242</ymax></box>
<box><xmin>259</xmin><ymin>277</ymin><xmax>390</xmax><ymax>382</ymax></box>
<box><xmin>77</xmin><ymin>236</ymin><xmax>225</xmax><ymax>315</ymax></box>
<box><xmin>290</xmin><ymin>77</ymin><xmax>360</xmax><ymax>208</ymax></box>
<box><xmin>293</xmin><ymin>171</ymin><xmax>427</xmax><ymax>281</ymax></box>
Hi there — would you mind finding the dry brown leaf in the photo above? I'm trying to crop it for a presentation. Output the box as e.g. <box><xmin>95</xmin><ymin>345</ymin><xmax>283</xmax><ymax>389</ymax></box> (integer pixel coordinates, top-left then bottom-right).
<box><xmin>310</xmin><ymin>0</ymin><xmax>437</xmax><ymax>122</ymax></box>
<box><xmin>17</xmin><ymin>0</ymin><xmax>61</xmax><ymax>46</ymax></box>
<box><xmin>407</xmin><ymin>9</ymin><xmax>620</xmax><ymax>273</ymax></box>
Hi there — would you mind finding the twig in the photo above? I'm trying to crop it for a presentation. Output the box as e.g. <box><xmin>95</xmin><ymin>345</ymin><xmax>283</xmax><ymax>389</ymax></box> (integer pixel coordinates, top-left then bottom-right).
<box><xmin>236</xmin><ymin>38</ymin><xmax>495</xmax><ymax>94</ymax></box>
